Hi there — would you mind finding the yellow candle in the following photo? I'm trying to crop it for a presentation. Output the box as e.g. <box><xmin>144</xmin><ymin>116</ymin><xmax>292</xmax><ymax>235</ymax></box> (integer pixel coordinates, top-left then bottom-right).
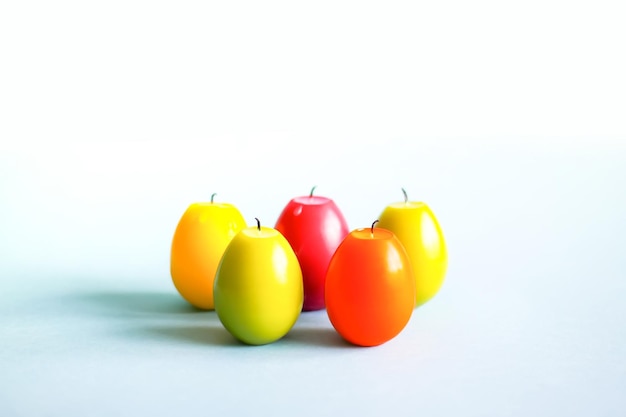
<box><xmin>377</xmin><ymin>189</ymin><xmax>448</xmax><ymax>307</ymax></box>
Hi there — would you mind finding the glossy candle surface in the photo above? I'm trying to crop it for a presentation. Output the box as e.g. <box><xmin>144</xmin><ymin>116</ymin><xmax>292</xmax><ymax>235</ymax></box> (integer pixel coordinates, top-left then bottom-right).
<box><xmin>275</xmin><ymin>193</ymin><xmax>349</xmax><ymax>311</ymax></box>
<box><xmin>170</xmin><ymin>202</ymin><xmax>246</xmax><ymax>310</ymax></box>
<box><xmin>325</xmin><ymin>227</ymin><xmax>415</xmax><ymax>347</ymax></box>
<box><xmin>378</xmin><ymin>201</ymin><xmax>447</xmax><ymax>307</ymax></box>
<box><xmin>214</xmin><ymin>225</ymin><xmax>304</xmax><ymax>345</ymax></box>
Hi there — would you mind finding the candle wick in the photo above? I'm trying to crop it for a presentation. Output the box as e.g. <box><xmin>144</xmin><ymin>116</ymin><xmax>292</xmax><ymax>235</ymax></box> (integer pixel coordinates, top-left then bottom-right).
<box><xmin>371</xmin><ymin>219</ymin><xmax>379</xmax><ymax>236</ymax></box>
<box><xmin>401</xmin><ymin>188</ymin><xmax>408</xmax><ymax>204</ymax></box>
<box><xmin>254</xmin><ymin>217</ymin><xmax>261</xmax><ymax>232</ymax></box>
<box><xmin>211</xmin><ymin>192</ymin><xmax>217</xmax><ymax>204</ymax></box>
<box><xmin>309</xmin><ymin>185</ymin><xmax>317</xmax><ymax>198</ymax></box>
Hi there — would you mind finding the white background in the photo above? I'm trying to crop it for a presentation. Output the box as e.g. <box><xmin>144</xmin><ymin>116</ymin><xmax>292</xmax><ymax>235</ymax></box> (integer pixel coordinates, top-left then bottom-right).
<box><xmin>1</xmin><ymin>1</ymin><xmax>625</xmax><ymax>416</ymax></box>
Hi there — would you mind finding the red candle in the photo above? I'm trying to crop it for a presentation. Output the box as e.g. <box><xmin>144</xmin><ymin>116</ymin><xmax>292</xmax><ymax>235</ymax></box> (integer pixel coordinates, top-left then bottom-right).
<box><xmin>275</xmin><ymin>186</ymin><xmax>349</xmax><ymax>311</ymax></box>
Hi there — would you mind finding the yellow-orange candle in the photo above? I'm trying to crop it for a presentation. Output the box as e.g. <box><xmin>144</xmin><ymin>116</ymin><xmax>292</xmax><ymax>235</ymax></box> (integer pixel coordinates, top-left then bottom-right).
<box><xmin>170</xmin><ymin>193</ymin><xmax>246</xmax><ymax>310</ymax></box>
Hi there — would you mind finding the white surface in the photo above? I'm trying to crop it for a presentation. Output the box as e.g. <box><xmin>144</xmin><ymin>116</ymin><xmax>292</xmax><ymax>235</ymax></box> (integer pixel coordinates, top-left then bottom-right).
<box><xmin>1</xmin><ymin>1</ymin><xmax>626</xmax><ymax>416</ymax></box>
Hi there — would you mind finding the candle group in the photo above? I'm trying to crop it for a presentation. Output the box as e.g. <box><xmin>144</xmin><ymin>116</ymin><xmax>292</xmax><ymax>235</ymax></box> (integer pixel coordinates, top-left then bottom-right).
<box><xmin>169</xmin><ymin>188</ymin><xmax>447</xmax><ymax>346</ymax></box>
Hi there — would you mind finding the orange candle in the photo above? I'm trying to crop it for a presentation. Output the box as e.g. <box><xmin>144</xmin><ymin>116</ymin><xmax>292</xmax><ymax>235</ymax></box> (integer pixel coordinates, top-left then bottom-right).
<box><xmin>325</xmin><ymin>221</ymin><xmax>415</xmax><ymax>346</ymax></box>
